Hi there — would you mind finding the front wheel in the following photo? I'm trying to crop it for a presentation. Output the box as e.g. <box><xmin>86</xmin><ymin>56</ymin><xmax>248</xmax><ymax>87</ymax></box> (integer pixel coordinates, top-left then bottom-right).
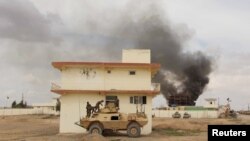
<box><xmin>127</xmin><ymin>122</ymin><xmax>141</xmax><ymax>138</ymax></box>
<box><xmin>89</xmin><ymin>123</ymin><xmax>103</xmax><ymax>135</ymax></box>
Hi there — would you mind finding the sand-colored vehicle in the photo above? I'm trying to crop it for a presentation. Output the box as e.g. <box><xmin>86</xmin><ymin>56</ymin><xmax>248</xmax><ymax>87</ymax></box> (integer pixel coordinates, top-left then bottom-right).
<box><xmin>76</xmin><ymin>101</ymin><xmax>148</xmax><ymax>138</ymax></box>
<box><xmin>172</xmin><ymin>111</ymin><xmax>181</xmax><ymax>118</ymax></box>
<box><xmin>218</xmin><ymin>100</ymin><xmax>237</xmax><ymax>119</ymax></box>
<box><xmin>183</xmin><ymin>112</ymin><xmax>191</xmax><ymax>119</ymax></box>
<box><xmin>219</xmin><ymin>105</ymin><xmax>237</xmax><ymax>119</ymax></box>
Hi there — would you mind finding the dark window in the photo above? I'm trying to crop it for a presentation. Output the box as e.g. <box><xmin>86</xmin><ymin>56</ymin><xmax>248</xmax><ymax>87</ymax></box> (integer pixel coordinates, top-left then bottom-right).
<box><xmin>130</xmin><ymin>96</ymin><xmax>147</xmax><ymax>104</ymax></box>
<box><xmin>106</xmin><ymin>96</ymin><xmax>117</xmax><ymax>105</ymax></box>
<box><xmin>107</xmin><ymin>70</ymin><xmax>111</xmax><ymax>74</ymax></box>
<box><xmin>142</xmin><ymin>96</ymin><xmax>147</xmax><ymax>104</ymax></box>
<box><xmin>106</xmin><ymin>96</ymin><xmax>117</xmax><ymax>101</ymax></box>
<box><xmin>129</xmin><ymin>71</ymin><xmax>136</xmax><ymax>75</ymax></box>
<box><xmin>130</xmin><ymin>96</ymin><xmax>133</xmax><ymax>104</ymax></box>
<box><xmin>111</xmin><ymin>116</ymin><xmax>119</xmax><ymax>120</ymax></box>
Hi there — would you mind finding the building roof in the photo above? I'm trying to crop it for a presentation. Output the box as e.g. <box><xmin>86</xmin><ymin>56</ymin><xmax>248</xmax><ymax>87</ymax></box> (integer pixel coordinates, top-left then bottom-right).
<box><xmin>51</xmin><ymin>89</ymin><xmax>160</xmax><ymax>96</ymax></box>
<box><xmin>205</xmin><ymin>98</ymin><xmax>217</xmax><ymax>101</ymax></box>
<box><xmin>52</xmin><ymin>62</ymin><xmax>160</xmax><ymax>75</ymax></box>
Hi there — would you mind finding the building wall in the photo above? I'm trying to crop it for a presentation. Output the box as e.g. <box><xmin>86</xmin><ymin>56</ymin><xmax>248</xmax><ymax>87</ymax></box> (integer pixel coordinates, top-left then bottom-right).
<box><xmin>60</xmin><ymin>94</ymin><xmax>152</xmax><ymax>134</ymax></box>
<box><xmin>122</xmin><ymin>49</ymin><xmax>151</xmax><ymax>63</ymax></box>
<box><xmin>61</xmin><ymin>68</ymin><xmax>151</xmax><ymax>90</ymax></box>
<box><xmin>152</xmin><ymin>109</ymin><xmax>218</xmax><ymax>119</ymax></box>
<box><xmin>0</xmin><ymin>108</ymin><xmax>59</xmax><ymax>116</ymax></box>
<box><xmin>204</xmin><ymin>100</ymin><xmax>218</xmax><ymax>108</ymax></box>
<box><xmin>57</xmin><ymin>49</ymin><xmax>156</xmax><ymax>134</ymax></box>
<box><xmin>33</xmin><ymin>106</ymin><xmax>55</xmax><ymax>111</ymax></box>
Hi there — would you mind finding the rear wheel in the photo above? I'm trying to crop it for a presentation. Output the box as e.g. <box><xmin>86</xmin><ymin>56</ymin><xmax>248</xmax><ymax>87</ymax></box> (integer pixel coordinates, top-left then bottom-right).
<box><xmin>89</xmin><ymin>123</ymin><xmax>103</xmax><ymax>135</ymax></box>
<box><xmin>127</xmin><ymin>122</ymin><xmax>141</xmax><ymax>138</ymax></box>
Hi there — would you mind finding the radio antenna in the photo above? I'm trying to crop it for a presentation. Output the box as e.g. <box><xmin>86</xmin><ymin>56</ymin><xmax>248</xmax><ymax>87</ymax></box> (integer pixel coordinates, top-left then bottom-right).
<box><xmin>78</xmin><ymin>97</ymin><xmax>81</xmax><ymax>121</ymax></box>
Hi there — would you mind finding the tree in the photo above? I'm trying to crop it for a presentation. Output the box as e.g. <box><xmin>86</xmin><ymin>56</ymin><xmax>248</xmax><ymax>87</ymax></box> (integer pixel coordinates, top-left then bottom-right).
<box><xmin>15</xmin><ymin>100</ymin><xmax>27</xmax><ymax>108</ymax></box>
<box><xmin>12</xmin><ymin>101</ymin><xmax>17</xmax><ymax>108</ymax></box>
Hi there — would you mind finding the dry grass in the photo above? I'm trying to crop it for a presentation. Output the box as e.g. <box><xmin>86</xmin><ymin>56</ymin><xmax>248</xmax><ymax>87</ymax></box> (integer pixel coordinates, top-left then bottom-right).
<box><xmin>0</xmin><ymin>114</ymin><xmax>249</xmax><ymax>141</ymax></box>
<box><xmin>153</xmin><ymin>128</ymin><xmax>201</xmax><ymax>136</ymax></box>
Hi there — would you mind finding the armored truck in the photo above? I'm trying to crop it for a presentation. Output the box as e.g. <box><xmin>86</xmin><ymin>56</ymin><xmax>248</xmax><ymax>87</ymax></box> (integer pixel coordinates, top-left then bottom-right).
<box><xmin>76</xmin><ymin>101</ymin><xmax>148</xmax><ymax>137</ymax></box>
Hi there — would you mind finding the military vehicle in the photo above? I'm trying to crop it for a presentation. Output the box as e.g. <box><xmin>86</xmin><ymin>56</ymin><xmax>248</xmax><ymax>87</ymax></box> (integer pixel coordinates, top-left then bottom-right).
<box><xmin>218</xmin><ymin>98</ymin><xmax>237</xmax><ymax>119</ymax></box>
<box><xmin>172</xmin><ymin>111</ymin><xmax>181</xmax><ymax>118</ymax></box>
<box><xmin>218</xmin><ymin>104</ymin><xmax>237</xmax><ymax>118</ymax></box>
<box><xmin>75</xmin><ymin>100</ymin><xmax>148</xmax><ymax>138</ymax></box>
<box><xmin>183</xmin><ymin>112</ymin><xmax>191</xmax><ymax>119</ymax></box>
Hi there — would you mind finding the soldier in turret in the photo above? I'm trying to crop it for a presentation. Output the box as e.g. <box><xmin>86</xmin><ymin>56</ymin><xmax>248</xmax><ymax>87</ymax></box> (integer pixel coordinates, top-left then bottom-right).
<box><xmin>94</xmin><ymin>100</ymin><xmax>104</xmax><ymax>112</ymax></box>
<box><xmin>86</xmin><ymin>101</ymin><xmax>92</xmax><ymax>118</ymax></box>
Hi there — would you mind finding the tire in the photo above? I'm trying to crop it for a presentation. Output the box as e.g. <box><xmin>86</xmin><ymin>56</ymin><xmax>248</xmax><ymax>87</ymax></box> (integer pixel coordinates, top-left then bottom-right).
<box><xmin>127</xmin><ymin>122</ymin><xmax>141</xmax><ymax>138</ymax></box>
<box><xmin>89</xmin><ymin>123</ymin><xmax>103</xmax><ymax>135</ymax></box>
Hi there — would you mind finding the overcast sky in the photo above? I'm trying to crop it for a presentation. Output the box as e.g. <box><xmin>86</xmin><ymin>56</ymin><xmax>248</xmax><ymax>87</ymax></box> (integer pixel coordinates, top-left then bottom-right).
<box><xmin>0</xmin><ymin>0</ymin><xmax>249</xmax><ymax>110</ymax></box>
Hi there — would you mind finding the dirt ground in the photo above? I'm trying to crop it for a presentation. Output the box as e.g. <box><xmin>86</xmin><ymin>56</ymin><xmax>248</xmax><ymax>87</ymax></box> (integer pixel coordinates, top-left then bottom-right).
<box><xmin>0</xmin><ymin>114</ymin><xmax>250</xmax><ymax>141</ymax></box>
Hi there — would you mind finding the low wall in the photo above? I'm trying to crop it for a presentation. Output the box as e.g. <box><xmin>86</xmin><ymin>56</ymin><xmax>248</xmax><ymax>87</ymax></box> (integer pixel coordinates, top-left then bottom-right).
<box><xmin>0</xmin><ymin>108</ymin><xmax>59</xmax><ymax>116</ymax></box>
<box><xmin>152</xmin><ymin>110</ymin><xmax>218</xmax><ymax>118</ymax></box>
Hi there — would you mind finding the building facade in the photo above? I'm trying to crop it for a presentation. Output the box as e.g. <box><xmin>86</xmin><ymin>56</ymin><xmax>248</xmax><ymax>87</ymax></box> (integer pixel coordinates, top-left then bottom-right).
<box><xmin>51</xmin><ymin>49</ymin><xmax>160</xmax><ymax>134</ymax></box>
<box><xmin>32</xmin><ymin>98</ymin><xmax>58</xmax><ymax>111</ymax></box>
<box><xmin>204</xmin><ymin>98</ymin><xmax>218</xmax><ymax>109</ymax></box>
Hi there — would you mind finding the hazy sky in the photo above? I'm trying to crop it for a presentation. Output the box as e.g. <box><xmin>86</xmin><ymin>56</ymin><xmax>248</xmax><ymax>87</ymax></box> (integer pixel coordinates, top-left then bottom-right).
<box><xmin>0</xmin><ymin>0</ymin><xmax>249</xmax><ymax>110</ymax></box>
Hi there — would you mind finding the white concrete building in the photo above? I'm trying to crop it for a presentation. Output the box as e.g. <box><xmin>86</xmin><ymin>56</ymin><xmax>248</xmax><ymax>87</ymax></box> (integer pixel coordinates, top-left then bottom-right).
<box><xmin>32</xmin><ymin>98</ymin><xmax>58</xmax><ymax>111</ymax></box>
<box><xmin>204</xmin><ymin>98</ymin><xmax>218</xmax><ymax>109</ymax></box>
<box><xmin>32</xmin><ymin>98</ymin><xmax>59</xmax><ymax>115</ymax></box>
<box><xmin>51</xmin><ymin>49</ymin><xmax>160</xmax><ymax>134</ymax></box>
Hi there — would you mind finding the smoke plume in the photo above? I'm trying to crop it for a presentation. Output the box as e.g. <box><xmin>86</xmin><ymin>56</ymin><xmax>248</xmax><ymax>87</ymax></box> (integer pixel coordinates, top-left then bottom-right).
<box><xmin>106</xmin><ymin>1</ymin><xmax>213</xmax><ymax>105</ymax></box>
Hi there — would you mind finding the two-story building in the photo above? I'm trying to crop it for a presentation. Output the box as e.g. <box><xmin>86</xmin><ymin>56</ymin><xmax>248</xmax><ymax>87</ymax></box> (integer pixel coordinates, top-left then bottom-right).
<box><xmin>51</xmin><ymin>49</ymin><xmax>160</xmax><ymax>134</ymax></box>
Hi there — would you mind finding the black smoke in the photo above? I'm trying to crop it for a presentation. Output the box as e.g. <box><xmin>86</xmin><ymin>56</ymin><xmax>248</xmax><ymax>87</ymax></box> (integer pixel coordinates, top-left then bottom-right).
<box><xmin>106</xmin><ymin>1</ymin><xmax>213</xmax><ymax>105</ymax></box>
